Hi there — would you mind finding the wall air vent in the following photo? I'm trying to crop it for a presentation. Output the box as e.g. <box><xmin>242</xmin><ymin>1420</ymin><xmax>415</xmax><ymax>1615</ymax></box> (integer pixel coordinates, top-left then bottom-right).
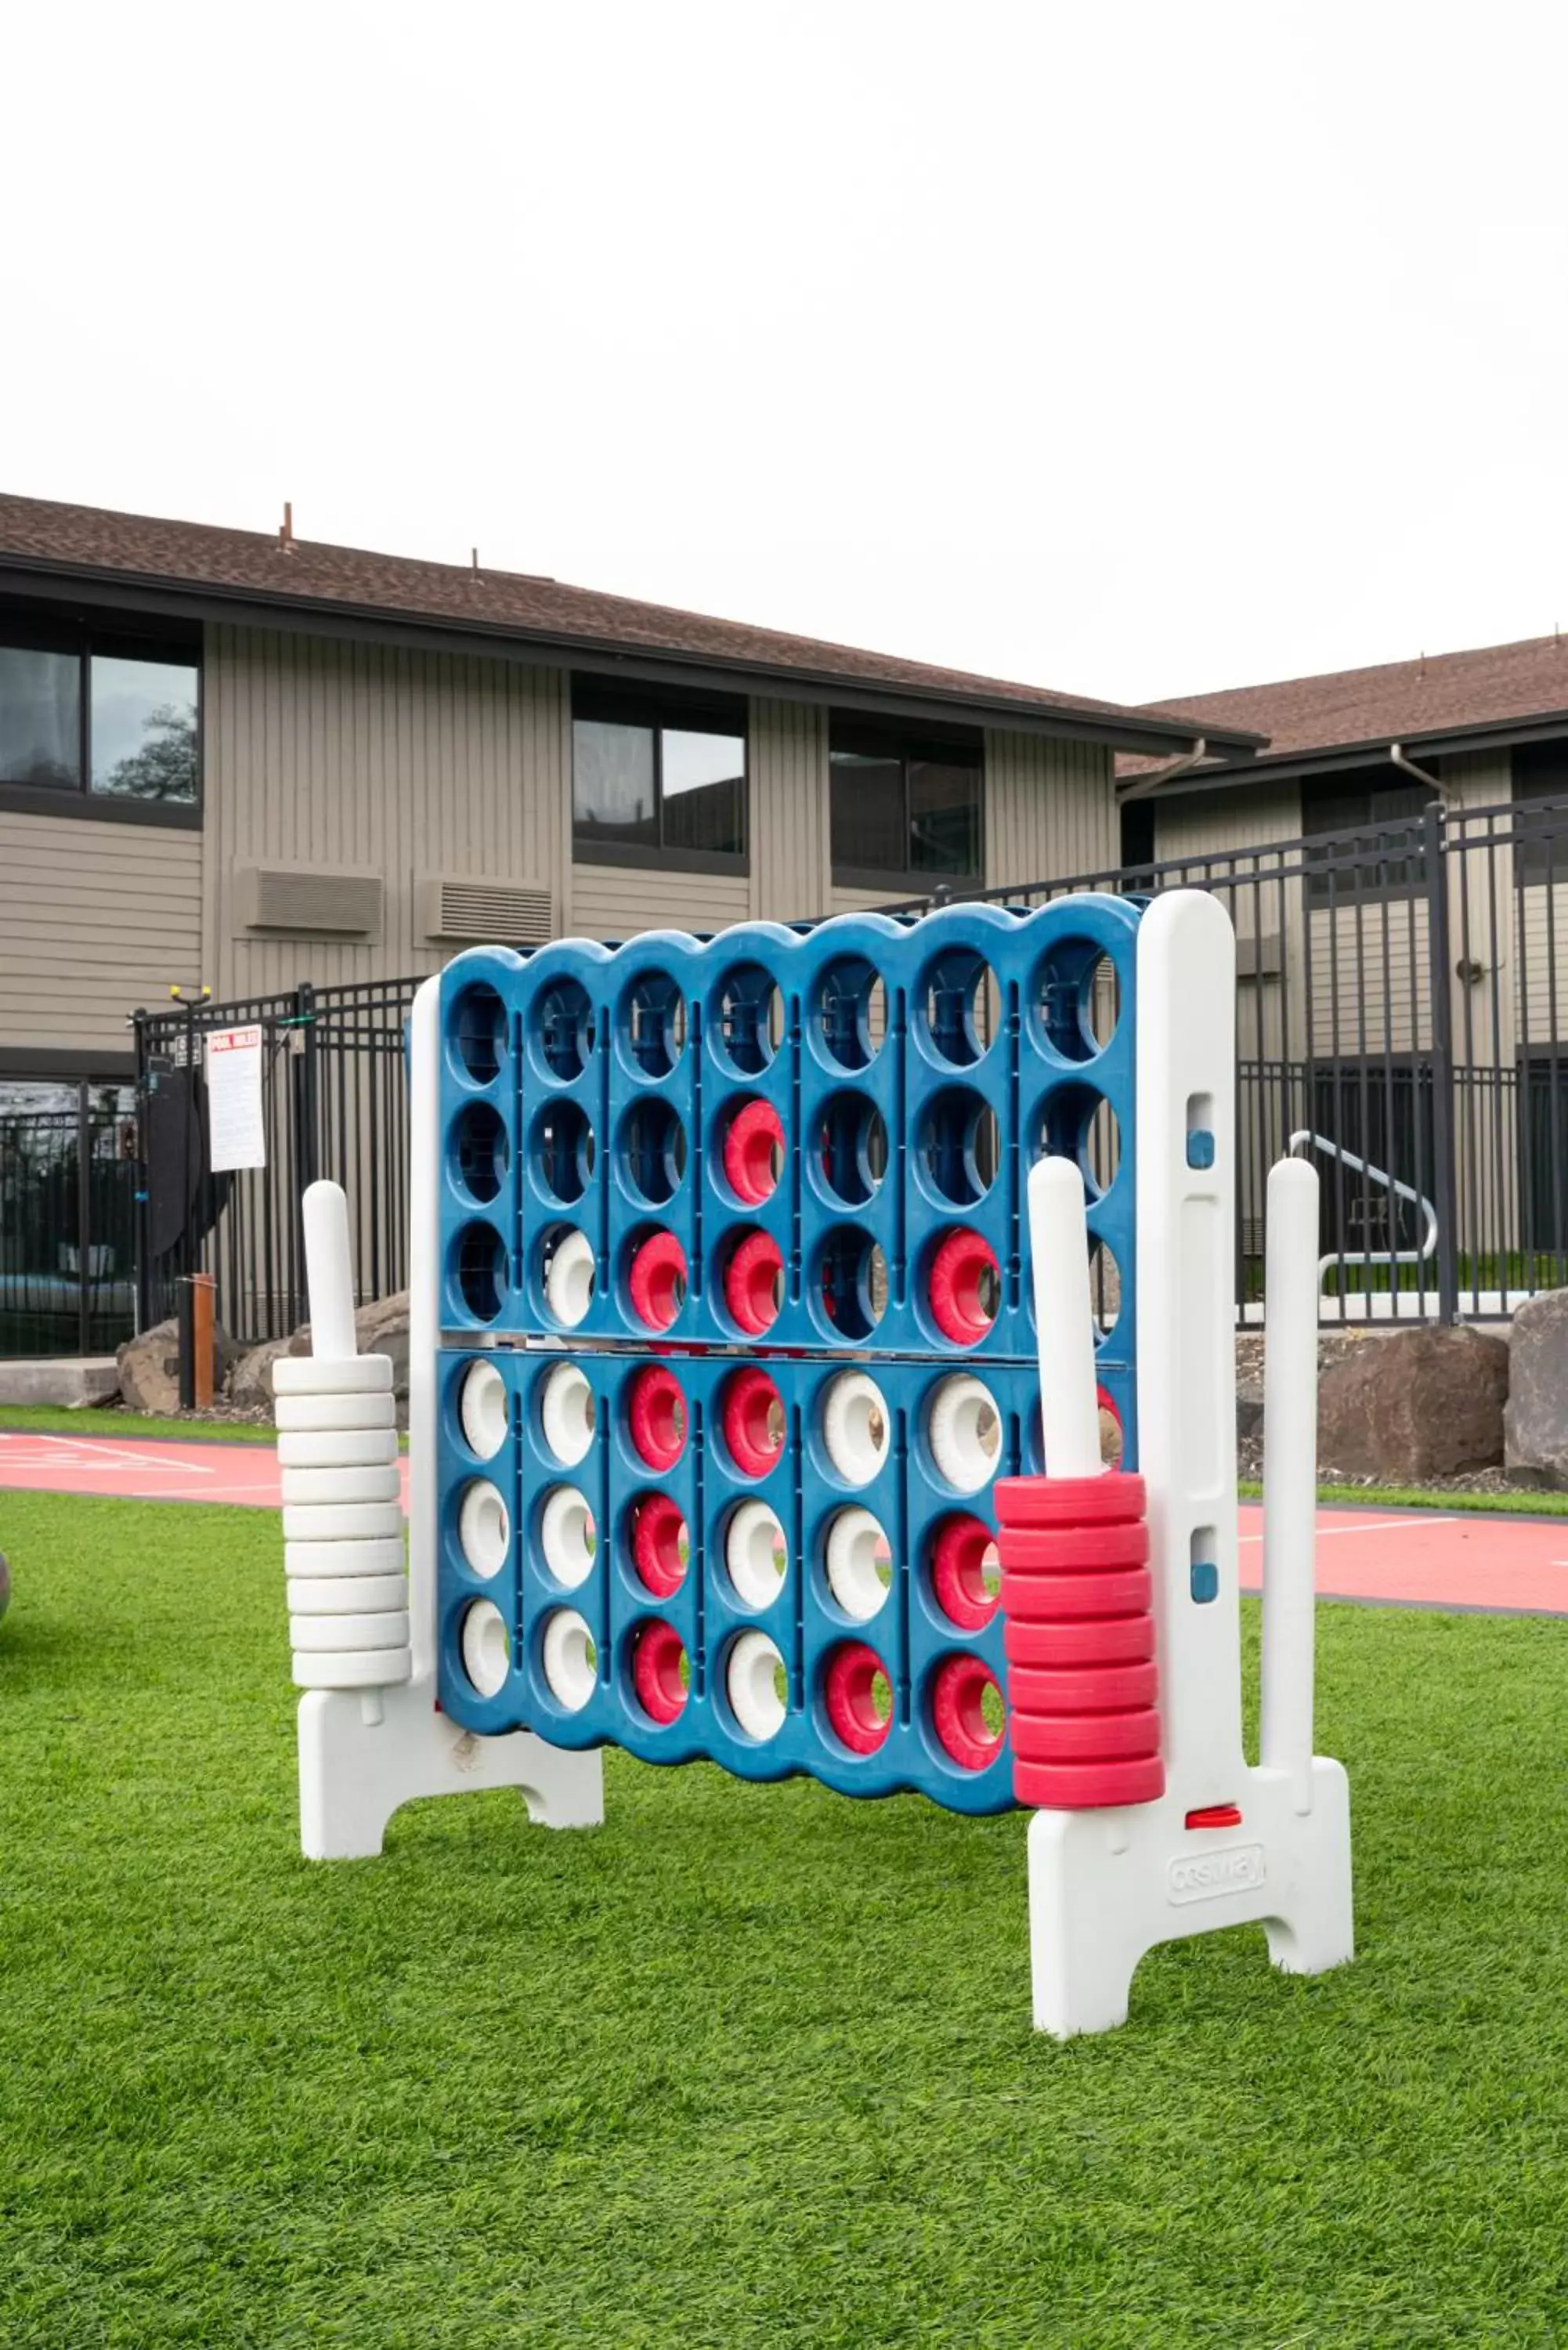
<box><xmin>417</xmin><ymin>876</ymin><xmax>555</xmax><ymax>946</ymax></box>
<box><xmin>238</xmin><ymin>865</ymin><xmax>384</xmax><ymax>938</ymax></box>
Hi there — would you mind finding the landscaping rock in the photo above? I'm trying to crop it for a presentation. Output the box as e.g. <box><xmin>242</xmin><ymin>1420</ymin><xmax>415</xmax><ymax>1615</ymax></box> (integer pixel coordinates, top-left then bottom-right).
<box><xmin>1504</xmin><ymin>1288</ymin><xmax>1568</xmax><ymax>1488</ymax></box>
<box><xmin>227</xmin><ymin>1336</ymin><xmax>298</xmax><ymax>1413</ymax></box>
<box><xmin>1317</xmin><ymin>1325</ymin><xmax>1509</xmax><ymax>1482</ymax></box>
<box><xmin>116</xmin><ymin>1316</ymin><xmax>241</xmax><ymax>1415</ymax></box>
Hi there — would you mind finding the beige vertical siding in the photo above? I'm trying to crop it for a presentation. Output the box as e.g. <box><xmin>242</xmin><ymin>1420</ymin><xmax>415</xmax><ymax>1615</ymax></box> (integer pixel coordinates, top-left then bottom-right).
<box><xmin>1516</xmin><ymin>880</ymin><xmax>1568</xmax><ymax>1042</ymax></box>
<box><xmin>567</xmin><ymin>862</ymin><xmax>751</xmax><ymax>942</ymax></box>
<box><xmin>0</xmin><ymin>812</ymin><xmax>203</xmax><ymax>1055</ymax></box>
<box><xmin>985</xmin><ymin>729</ymin><xmax>1117</xmax><ymax>888</ymax></box>
<box><xmin>202</xmin><ymin>625</ymin><xmax>570</xmax><ymax>996</ymax></box>
<box><xmin>1152</xmin><ymin>779</ymin><xmax>1302</xmax><ymax>862</ymax></box>
<box><xmin>750</xmin><ymin>698</ymin><xmax>829</xmax><ymax>921</ymax></box>
<box><xmin>1307</xmin><ymin>899</ymin><xmax>1433</xmax><ymax>1057</ymax></box>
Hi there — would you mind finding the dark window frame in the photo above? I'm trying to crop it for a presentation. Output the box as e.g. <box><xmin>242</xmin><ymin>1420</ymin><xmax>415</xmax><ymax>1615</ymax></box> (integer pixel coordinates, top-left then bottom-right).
<box><xmin>570</xmin><ymin>678</ymin><xmax>749</xmax><ymax>873</ymax></box>
<box><xmin>0</xmin><ymin>608</ymin><xmax>202</xmax><ymax>831</ymax></box>
<box><xmin>1302</xmin><ymin>772</ymin><xmax>1436</xmax><ymax>906</ymax></box>
<box><xmin>1512</xmin><ymin>743</ymin><xmax>1568</xmax><ymax>885</ymax></box>
<box><xmin>829</xmin><ymin>715</ymin><xmax>985</xmax><ymax>891</ymax></box>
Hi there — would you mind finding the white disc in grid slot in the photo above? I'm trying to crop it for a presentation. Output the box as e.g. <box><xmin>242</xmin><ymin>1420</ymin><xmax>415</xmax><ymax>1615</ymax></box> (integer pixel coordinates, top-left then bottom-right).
<box><xmin>273</xmin><ymin>1354</ymin><xmax>393</xmax><ymax>1396</ymax></box>
<box><xmin>459</xmin><ymin>1358</ymin><xmax>509</xmax><ymax>1459</ymax></box>
<box><xmin>821</xmin><ymin>1371</ymin><xmax>891</xmax><ymax>1486</ymax></box>
<box><xmin>725</xmin><ymin>1502</ymin><xmax>787</xmax><ymax>1609</ymax></box>
<box><xmin>540</xmin><ymin>1608</ymin><xmax>596</xmax><ymax>1711</ymax></box>
<box><xmin>461</xmin><ymin>1599</ymin><xmax>512</xmax><ymax>1698</ymax></box>
<box><xmin>458</xmin><ymin>1480</ymin><xmax>511</xmax><ymax>1578</ymax></box>
<box><xmin>544</xmin><ymin>1228</ymin><xmax>596</xmax><ymax>1327</ymax></box>
<box><xmin>927</xmin><ymin>1374</ymin><xmax>1003</xmax><ymax>1495</ymax></box>
<box><xmin>540</xmin><ymin>1362</ymin><xmax>595</xmax><ymax>1467</ymax></box>
<box><xmin>540</xmin><ymin>1485</ymin><xmax>596</xmax><ymax>1589</ymax></box>
<box><xmin>825</xmin><ymin>1506</ymin><xmax>892</xmax><ymax>1622</ymax></box>
<box><xmin>727</xmin><ymin>1630</ymin><xmax>786</xmax><ymax>1741</ymax></box>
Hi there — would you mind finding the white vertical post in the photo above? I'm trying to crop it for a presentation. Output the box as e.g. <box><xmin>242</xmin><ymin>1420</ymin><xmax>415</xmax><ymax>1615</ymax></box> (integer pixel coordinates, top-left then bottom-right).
<box><xmin>302</xmin><ymin>1181</ymin><xmax>359</xmax><ymax>1363</ymax></box>
<box><xmin>1260</xmin><ymin>1155</ymin><xmax>1320</xmax><ymax>1811</ymax></box>
<box><xmin>1028</xmin><ymin>1155</ymin><xmax>1104</xmax><ymax>1480</ymax></box>
<box><xmin>406</xmin><ymin>974</ymin><xmax>443</xmax><ymax>1690</ymax></box>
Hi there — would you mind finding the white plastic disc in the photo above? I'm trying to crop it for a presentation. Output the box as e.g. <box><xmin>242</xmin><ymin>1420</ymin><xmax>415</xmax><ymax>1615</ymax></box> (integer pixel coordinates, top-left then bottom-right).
<box><xmin>540</xmin><ymin>1607</ymin><xmax>596</xmax><ymax>1710</ymax></box>
<box><xmin>459</xmin><ymin>1358</ymin><xmax>508</xmax><ymax>1459</ymax></box>
<box><xmin>725</xmin><ymin>1502</ymin><xmax>787</xmax><ymax>1608</ymax></box>
<box><xmin>273</xmin><ymin>1354</ymin><xmax>393</xmax><ymax>1397</ymax></box>
<box><xmin>292</xmin><ymin>1645</ymin><xmax>412</xmax><ymax>1690</ymax></box>
<box><xmin>290</xmin><ymin>1608</ymin><xmax>411</xmax><ymax>1652</ymax></box>
<box><xmin>540</xmin><ymin>1485</ymin><xmax>596</xmax><ymax>1589</ymax></box>
<box><xmin>540</xmin><ymin>1362</ymin><xmax>595</xmax><ymax>1467</ymax></box>
<box><xmin>927</xmin><ymin>1374</ymin><xmax>1003</xmax><ymax>1494</ymax></box>
<box><xmin>278</xmin><ymin>1428</ymin><xmax>399</xmax><ymax>1470</ymax></box>
<box><xmin>281</xmin><ymin>1500</ymin><xmax>404</xmax><ymax>1544</ymax></box>
<box><xmin>727</xmin><ymin>1630</ymin><xmax>787</xmax><ymax>1741</ymax></box>
<box><xmin>280</xmin><ymin>1463</ymin><xmax>401</xmax><ymax>1508</ymax></box>
<box><xmin>286</xmin><ymin>1574</ymin><xmax>408</xmax><ymax>1614</ymax></box>
<box><xmin>457</xmin><ymin>1480</ymin><xmax>511</xmax><ymax>1578</ymax></box>
<box><xmin>544</xmin><ymin>1228</ymin><xmax>595</xmax><ymax>1327</ymax></box>
<box><xmin>825</xmin><ymin>1506</ymin><xmax>892</xmax><ymax>1621</ymax></box>
<box><xmin>276</xmin><ymin>1392</ymin><xmax>398</xmax><ymax>1434</ymax></box>
<box><xmin>285</xmin><ymin>1535</ymin><xmax>406</xmax><ymax>1580</ymax></box>
<box><xmin>460</xmin><ymin>1599</ymin><xmax>511</xmax><ymax>1698</ymax></box>
<box><xmin>821</xmin><ymin>1371</ymin><xmax>891</xmax><ymax>1486</ymax></box>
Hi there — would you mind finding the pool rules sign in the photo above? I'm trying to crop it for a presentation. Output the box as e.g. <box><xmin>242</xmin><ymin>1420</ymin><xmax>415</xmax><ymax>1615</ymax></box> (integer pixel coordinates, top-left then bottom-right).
<box><xmin>206</xmin><ymin>1025</ymin><xmax>267</xmax><ymax>1171</ymax></box>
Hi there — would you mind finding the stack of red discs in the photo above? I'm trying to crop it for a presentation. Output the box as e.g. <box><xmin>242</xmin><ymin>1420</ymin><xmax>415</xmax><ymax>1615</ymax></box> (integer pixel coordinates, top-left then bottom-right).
<box><xmin>993</xmin><ymin>1470</ymin><xmax>1164</xmax><ymax>1810</ymax></box>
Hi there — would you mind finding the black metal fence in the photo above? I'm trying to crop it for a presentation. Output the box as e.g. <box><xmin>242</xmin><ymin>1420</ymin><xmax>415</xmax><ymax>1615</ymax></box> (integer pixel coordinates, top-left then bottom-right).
<box><xmin>0</xmin><ymin>1081</ymin><xmax>139</xmax><ymax>1357</ymax></box>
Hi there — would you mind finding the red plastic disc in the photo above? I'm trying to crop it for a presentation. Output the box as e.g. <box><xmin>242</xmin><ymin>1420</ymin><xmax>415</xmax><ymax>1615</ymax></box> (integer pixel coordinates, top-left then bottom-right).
<box><xmin>994</xmin><ymin>1471</ymin><xmax>1146</xmax><ymax>1528</ymax></box>
<box><xmin>1010</xmin><ymin>1707</ymin><xmax>1162</xmax><ymax>1764</ymax></box>
<box><xmin>1013</xmin><ymin>1755</ymin><xmax>1165</xmax><ymax>1810</ymax></box>
<box><xmin>724</xmin><ymin>1098</ymin><xmax>785</xmax><ymax>1205</ymax></box>
<box><xmin>631</xmin><ymin>1492</ymin><xmax>687</xmax><ymax>1597</ymax></box>
<box><xmin>1006</xmin><ymin>1660</ymin><xmax>1158</xmax><ymax>1713</ymax></box>
<box><xmin>999</xmin><ymin>1566</ymin><xmax>1153</xmax><ymax>1622</ymax></box>
<box><xmin>628</xmin><ymin>1367</ymin><xmax>686</xmax><ymax>1471</ymax></box>
<box><xmin>1004</xmin><ymin>1614</ymin><xmax>1156</xmax><ymax>1669</ymax></box>
<box><xmin>995</xmin><ymin>1520</ymin><xmax>1150</xmax><ymax>1574</ymax></box>
<box><xmin>627</xmin><ymin>1230</ymin><xmax>687</xmax><ymax>1332</ymax></box>
<box><xmin>823</xmin><ymin>1641</ymin><xmax>891</xmax><ymax>1755</ymax></box>
<box><xmin>724</xmin><ymin>1229</ymin><xmax>784</xmax><ymax>1336</ymax></box>
<box><xmin>930</xmin><ymin>1654</ymin><xmax>1003</xmax><ymax>1771</ymax></box>
<box><xmin>721</xmin><ymin>1367</ymin><xmax>785</xmax><ymax>1477</ymax></box>
<box><xmin>930</xmin><ymin>1516</ymin><xmax>999</xmax><ymax>1631</ymax></box>
<box><xmin>631</xmin><ymin>1618</ymin><xmax>688</xmax><ymax>1725</ymax></box>
<box><xmin>927</xmin><ymin>1227</ymin><xmax>1000</xmax><ymax>1345</ymax></box>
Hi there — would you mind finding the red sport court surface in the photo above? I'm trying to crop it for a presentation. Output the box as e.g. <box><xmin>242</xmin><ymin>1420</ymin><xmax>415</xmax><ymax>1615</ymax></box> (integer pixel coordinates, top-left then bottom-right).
<box><xmin>1</xmin><ymin>1428</ymin><xmax>1566</xmax><ymax>1618</ymax></box>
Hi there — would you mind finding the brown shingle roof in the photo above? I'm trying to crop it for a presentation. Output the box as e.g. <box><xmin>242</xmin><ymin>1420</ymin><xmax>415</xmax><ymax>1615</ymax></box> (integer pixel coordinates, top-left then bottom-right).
<box><xmin>0</xmin><ymin>492</ymin><xmax>1252</xmax><ymax>752</ymax></box>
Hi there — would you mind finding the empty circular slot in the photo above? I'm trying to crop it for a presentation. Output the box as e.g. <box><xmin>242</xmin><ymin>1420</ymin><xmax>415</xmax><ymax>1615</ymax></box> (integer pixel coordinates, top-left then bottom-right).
<box><xmin>461</xmin><ymin>1597</ymin><xmax>511</xmax><ymax>1697</ymax></box>
<box><xmin>1098</xmin><ymin>1383</ymin><xmax>1125</xmax><ymax>1470</ymax></box>
<box><xmin>540</xmin><ymin>1484</ymin><xmax>596</xmax><ymax>1589</ymax></box>
<box><xmin>1034</xmin><ymin>939</ymin><xmax>1121</xmax><ymax>1063</ymax></box>
<box><xmin>627</xmin><ymin>1228</ymin><xmax>687</xmax><ymax>1331</ymax></box>
<box><xmin>727</xmin><ymin>1629</ymin><xmax>787</xmax><ymax>1741</ymax></box>
<box><xmin>919</xmin><ymin>1085</ymin><xmax>998</xmax><ymax>1207</ymax></box>
<box><xmin>927</xmin><ymin>1226</ymin><xmax>1001</xmax><ymax>1345</ymax></box>
<box><xmin>452</xmin><ymin>1101</ymin><xmax>509</xmax><ymax>1203</ymax></box>
<box><xmin>450</xmin><ymin>982</ymin><xmax>507</xmax><ymax>1086</ymax></box>
<box><xmin>919</xmin><ymin>947</ymin><xmax>997</xmax><ymax>1067</ymax></box>
<box><xmin>630</xmin><ymin>1492</ymin><xmax>688</xmax><ymax>1597</ymax></box>
<box><xmin>1089</xmin><ymin>1238</ymin><xmax>1122</xmax><ymax>1337</ymax></box>
<box><xmin>927</xmin><ymin>1374</ymin><xmax>1003</xmax><ymax>1494</ymax></box>
<box><xmin>459</xmin><ymin>1359</ymin><xmax>508</xmax><ymax>1459</ymax></box>
<box><xmin>930</xmin><ymin>1654</ymin><xmax>1004</xmax><ymax>1772</ymax></box>
<box><xmin>722</xmin><ymin>1097</ymin><xmax>785</xmax><ymax>1205</ymax></box>
<box><xmin>541</xmin><ymin>1224</ymin><xmax>595</xmax><ymax>1327</ymax></box>
<box><xmin>929</xmin><ymin>1516</ymin><xmax>999</xmax><ymax>1631</ymax></box>
<box><xmin>1037</xmin><ymin>1085</ymin><xmax>1120</xmax><ymax>1199</ymax></box>
<box><xmin>534</xmin><ymin>978</ymin><xmax>596</xmax><ymax>1082</ymax></box>
<box><xmin>725</xmin><ymin>1501</ymin><xmax>788</xmax><ymax>1608</ymax></box>
<box><xmin>820</xmin><ymin>1371</ymin><xmax>890</xmax><ymax>1486</ymax></box>
<box><xmin>816</xmin><ymin>956</ymin><xmax>886</xmax><ymax>1072</ymax></box>
<box><xmin>723</xmin><ymin>1228</ymin><xmax>784</xmax><ymax>1336</ymax></box>
<box><xmin>631</xmin><ymin>1618</ymin><xmax>688</xmax><ymax>1726</ymax></box>
<box><xmin>532</xmin><ymin>1100</ymin><xmax>595</xmax><ymax>1205</ymax></box>
<box><xmin>621</xmin><ymin>970</ymin><xmax>685</xmax><ymax>1079</ymax></box>
<box><xmin>458</xmin><ymin>1480</ymin><xmax>510</xmax><ymax>1578</ymax></box>
<box><xmin>722</xmin><ymin>1368</ymin><xmax>786</xmax><ymax>1477</ymax></box>
<box><xmin>540</xmin><ymin>1362</ymin><xmax>595</xmax><ymax>1467</ymax></box>
<box><xmin>822</xmin><ymin>1641</ymin><xmax>892</xmax><ymax>1755</ymax></box>
<box><xmin>454</xmin><ymin>1221</ymin><xmax>508</xmax><ymax>1322</ymax></box>
<box><xmin>825</xmin><ymin>1506</ymin><xmax>892</xmax><ymax>1622</ymax></box>
<box><xmin>815</xmin><ymin>1227</ymin><xmax>887</xmax><ymax>1343</ymax></box>
<box><xmin>627</xmin><ymin>1366</ymin><xmax>687</xmax><ymax>1470</ymax></box>
<box><xmin>714</xmin><ymin>963</ymin><xmax>782</xmax><ymax>1075</ymax></box>
<box><xmin>540</xmin><ymin>1607</ymin><xmax>597</xmax><ymax>1711</ymax></box>
<box><xmin>618</xmin><ymin>1098</ymin><xmax>687</xmax><ymax>1206</ymax></box>
<box><xmin>815</xmin><ymin>1091</ymin><xmax>887</xmax><ymax>1209</ymax></box>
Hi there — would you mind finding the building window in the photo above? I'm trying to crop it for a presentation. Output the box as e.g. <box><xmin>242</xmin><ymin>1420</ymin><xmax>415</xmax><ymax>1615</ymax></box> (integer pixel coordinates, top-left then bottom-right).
<box><xmin>1512</xmin><ymin>743</ymin><xmax>1568</xmax><ymax>884</ymax></box>
<box><xmin>0</xmin><ymin>620</ymin><xmax>199</xmax><ymax>813</ymax></box>
<box><xmin>571</xmin><ymin>681</ymin><xmax>746</xmax><ymax>868</ymax></box>
<box><xmin>829</xmin><ymin>721</ymin><xmax>982</xmax><ymax>888</ymax></box>
<box><xmin>1302</xmin><ymin>771</ymin><xmax>1435</xmax><ymax>904</ymax></box>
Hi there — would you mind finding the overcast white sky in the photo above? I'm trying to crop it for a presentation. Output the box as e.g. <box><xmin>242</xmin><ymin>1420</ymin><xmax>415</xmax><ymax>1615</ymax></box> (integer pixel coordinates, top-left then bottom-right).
<box><xmin>4</xmin><ymin>1</ymin><xmax>1565</xmax><ymax>710</ymax></box>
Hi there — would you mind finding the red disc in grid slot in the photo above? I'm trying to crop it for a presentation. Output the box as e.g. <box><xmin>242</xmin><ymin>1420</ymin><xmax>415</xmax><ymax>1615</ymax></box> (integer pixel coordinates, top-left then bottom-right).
<box><xmin>631</xmin><ymin>1493</ymin><xmax>687</xmax><ymax>1597</ymax></box>
<box><xmin>1010</xmin><ymin>1707</ymin><xmax>1162</xmax><ymax>1764</ymax></box>
<box><xmin>927</xmin><ymin>1227</ymin><xmax>1000</xmax><ymax>1345</ymax></box>
<box><xmin>823</xmin><ymin>1641</ymin><xmax>891</xmax><ymax>1755</ymax></box>
<box><xmin>1004</xmin><ymin>1614</ymin><xmax>1156</xmax><ymax>1669</ymax></box>
<box><xmin>724</xmin><ymin>1098</ymin><xmax>784</xmax><ymax>1205</ymax></box>
<box><xmin>994</xmin><ymin>1472</ymin><xmax>1146</xmax><ymax>1528</ymax></box>
<box><xmin>999</xmin><ymin>1566</ymin><xmax>1153</xmax><ymax>1622</ymax></box>
<box><xmin>930</xmin><ymin>1653</ymin><xmax>1004</xmax><ymax>1772</ymax></box>
<box><xmin>628</xmin><ymin>1367</ymin><xmax>686</xmax><ymax>1471</ymax></box>
<box><xmin>630</xmin><ymin>1619</ymin><xmax>688</xmax><ymax>1725</ymax></box>
<box><xmin>1007</xmin><ymin>1660</ymin><xmax>1158</xmax><ymax>1713</ymax></box>
<box><xmin>929</xmin><ymin>1515</ymin><xmax>999</xmax><ymax>1631</ymax></box>
<box><xmin>1013</xmin><ymin>1755</ymin><xmax>1165</xmax><ymax>1810</ymax></box>
<box><xmin>627</xmin><ymin>1230</ymin><xmax>687</xmax><ymax>1332</ymax></box>
<box><xmin>721</xmin><ymin>1367</ymin><xmax>785</xmax><ymax>1477</ymax></box>
<box><xmin>724</xmin><ymin>1229</ymin><xmax>784</xmax><ymax>1336</ymax></box>
<box><xmin>995</xmin><ymin>1520</ymin><xmax>1150</xmax><ymax>1574</ymax></box>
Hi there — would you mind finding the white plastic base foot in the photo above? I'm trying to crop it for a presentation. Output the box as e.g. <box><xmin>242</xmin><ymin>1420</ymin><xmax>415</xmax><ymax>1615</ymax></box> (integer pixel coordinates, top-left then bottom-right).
<box><xmin>298</xmin><ymin>1677</ymin><xmax>605</xmax><ymax>1860</ymax></box>
<box><xmin>1026</xmin><ymin>1758</ymin><xmax>1353</xmax><ymax>2039</ymax></box>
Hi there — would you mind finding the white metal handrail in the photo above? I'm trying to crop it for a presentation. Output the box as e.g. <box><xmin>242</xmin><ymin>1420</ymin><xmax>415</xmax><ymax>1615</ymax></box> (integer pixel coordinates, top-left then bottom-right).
<box><xmin>1286</xmin><ymin>1128</ymin><xmax>1439</xmax><ymax>1292</ymax></box>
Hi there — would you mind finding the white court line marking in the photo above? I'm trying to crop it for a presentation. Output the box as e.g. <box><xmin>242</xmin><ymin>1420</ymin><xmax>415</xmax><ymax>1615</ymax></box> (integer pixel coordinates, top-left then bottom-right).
<box><xmin>1238</xmin><ymin>1516</ymin><xmax>1459</xmax><ymax>1545</ymax></box>
<box><xmin>0</xmin><ymin>1432</ymin><xmax>216</xmax><ymax>1476</ymax></box>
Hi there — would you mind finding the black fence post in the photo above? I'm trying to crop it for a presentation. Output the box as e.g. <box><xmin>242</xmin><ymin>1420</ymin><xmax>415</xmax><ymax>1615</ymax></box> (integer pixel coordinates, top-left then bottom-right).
<box><xmin>131</xmin><ymin>1009</ymin><xmax>154</xmax><ymax>1336</ymax></box>
<box><xmin>1423</xmin><ymin>801</ymin><xmax>1461</xmax><ymax>1323</ymax></box>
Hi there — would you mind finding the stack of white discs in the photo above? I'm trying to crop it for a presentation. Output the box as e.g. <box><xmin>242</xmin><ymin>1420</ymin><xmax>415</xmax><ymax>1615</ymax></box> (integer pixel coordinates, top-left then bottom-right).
<box><xmin>276</xmin><ymin>1351</ymin><xmax>410</xmax><ymax>1689</ymax></box>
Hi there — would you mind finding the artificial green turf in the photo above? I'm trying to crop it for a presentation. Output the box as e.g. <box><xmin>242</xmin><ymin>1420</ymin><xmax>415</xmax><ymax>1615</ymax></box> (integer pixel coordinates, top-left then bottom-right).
<box><xmin>0</xmin><ymin>1405</ymin><xmax>277</xmax><ymax>1444</ymax></box>
<box><xmin>1237</xmin><ymin>1477</ymin><xmax>1568</xmax><ymax>1519</ymax></box>
<box><xmin>2</xmin><ymin>1494</ymin><xmax>1566</xmax><ymax>2347</ymax></box>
